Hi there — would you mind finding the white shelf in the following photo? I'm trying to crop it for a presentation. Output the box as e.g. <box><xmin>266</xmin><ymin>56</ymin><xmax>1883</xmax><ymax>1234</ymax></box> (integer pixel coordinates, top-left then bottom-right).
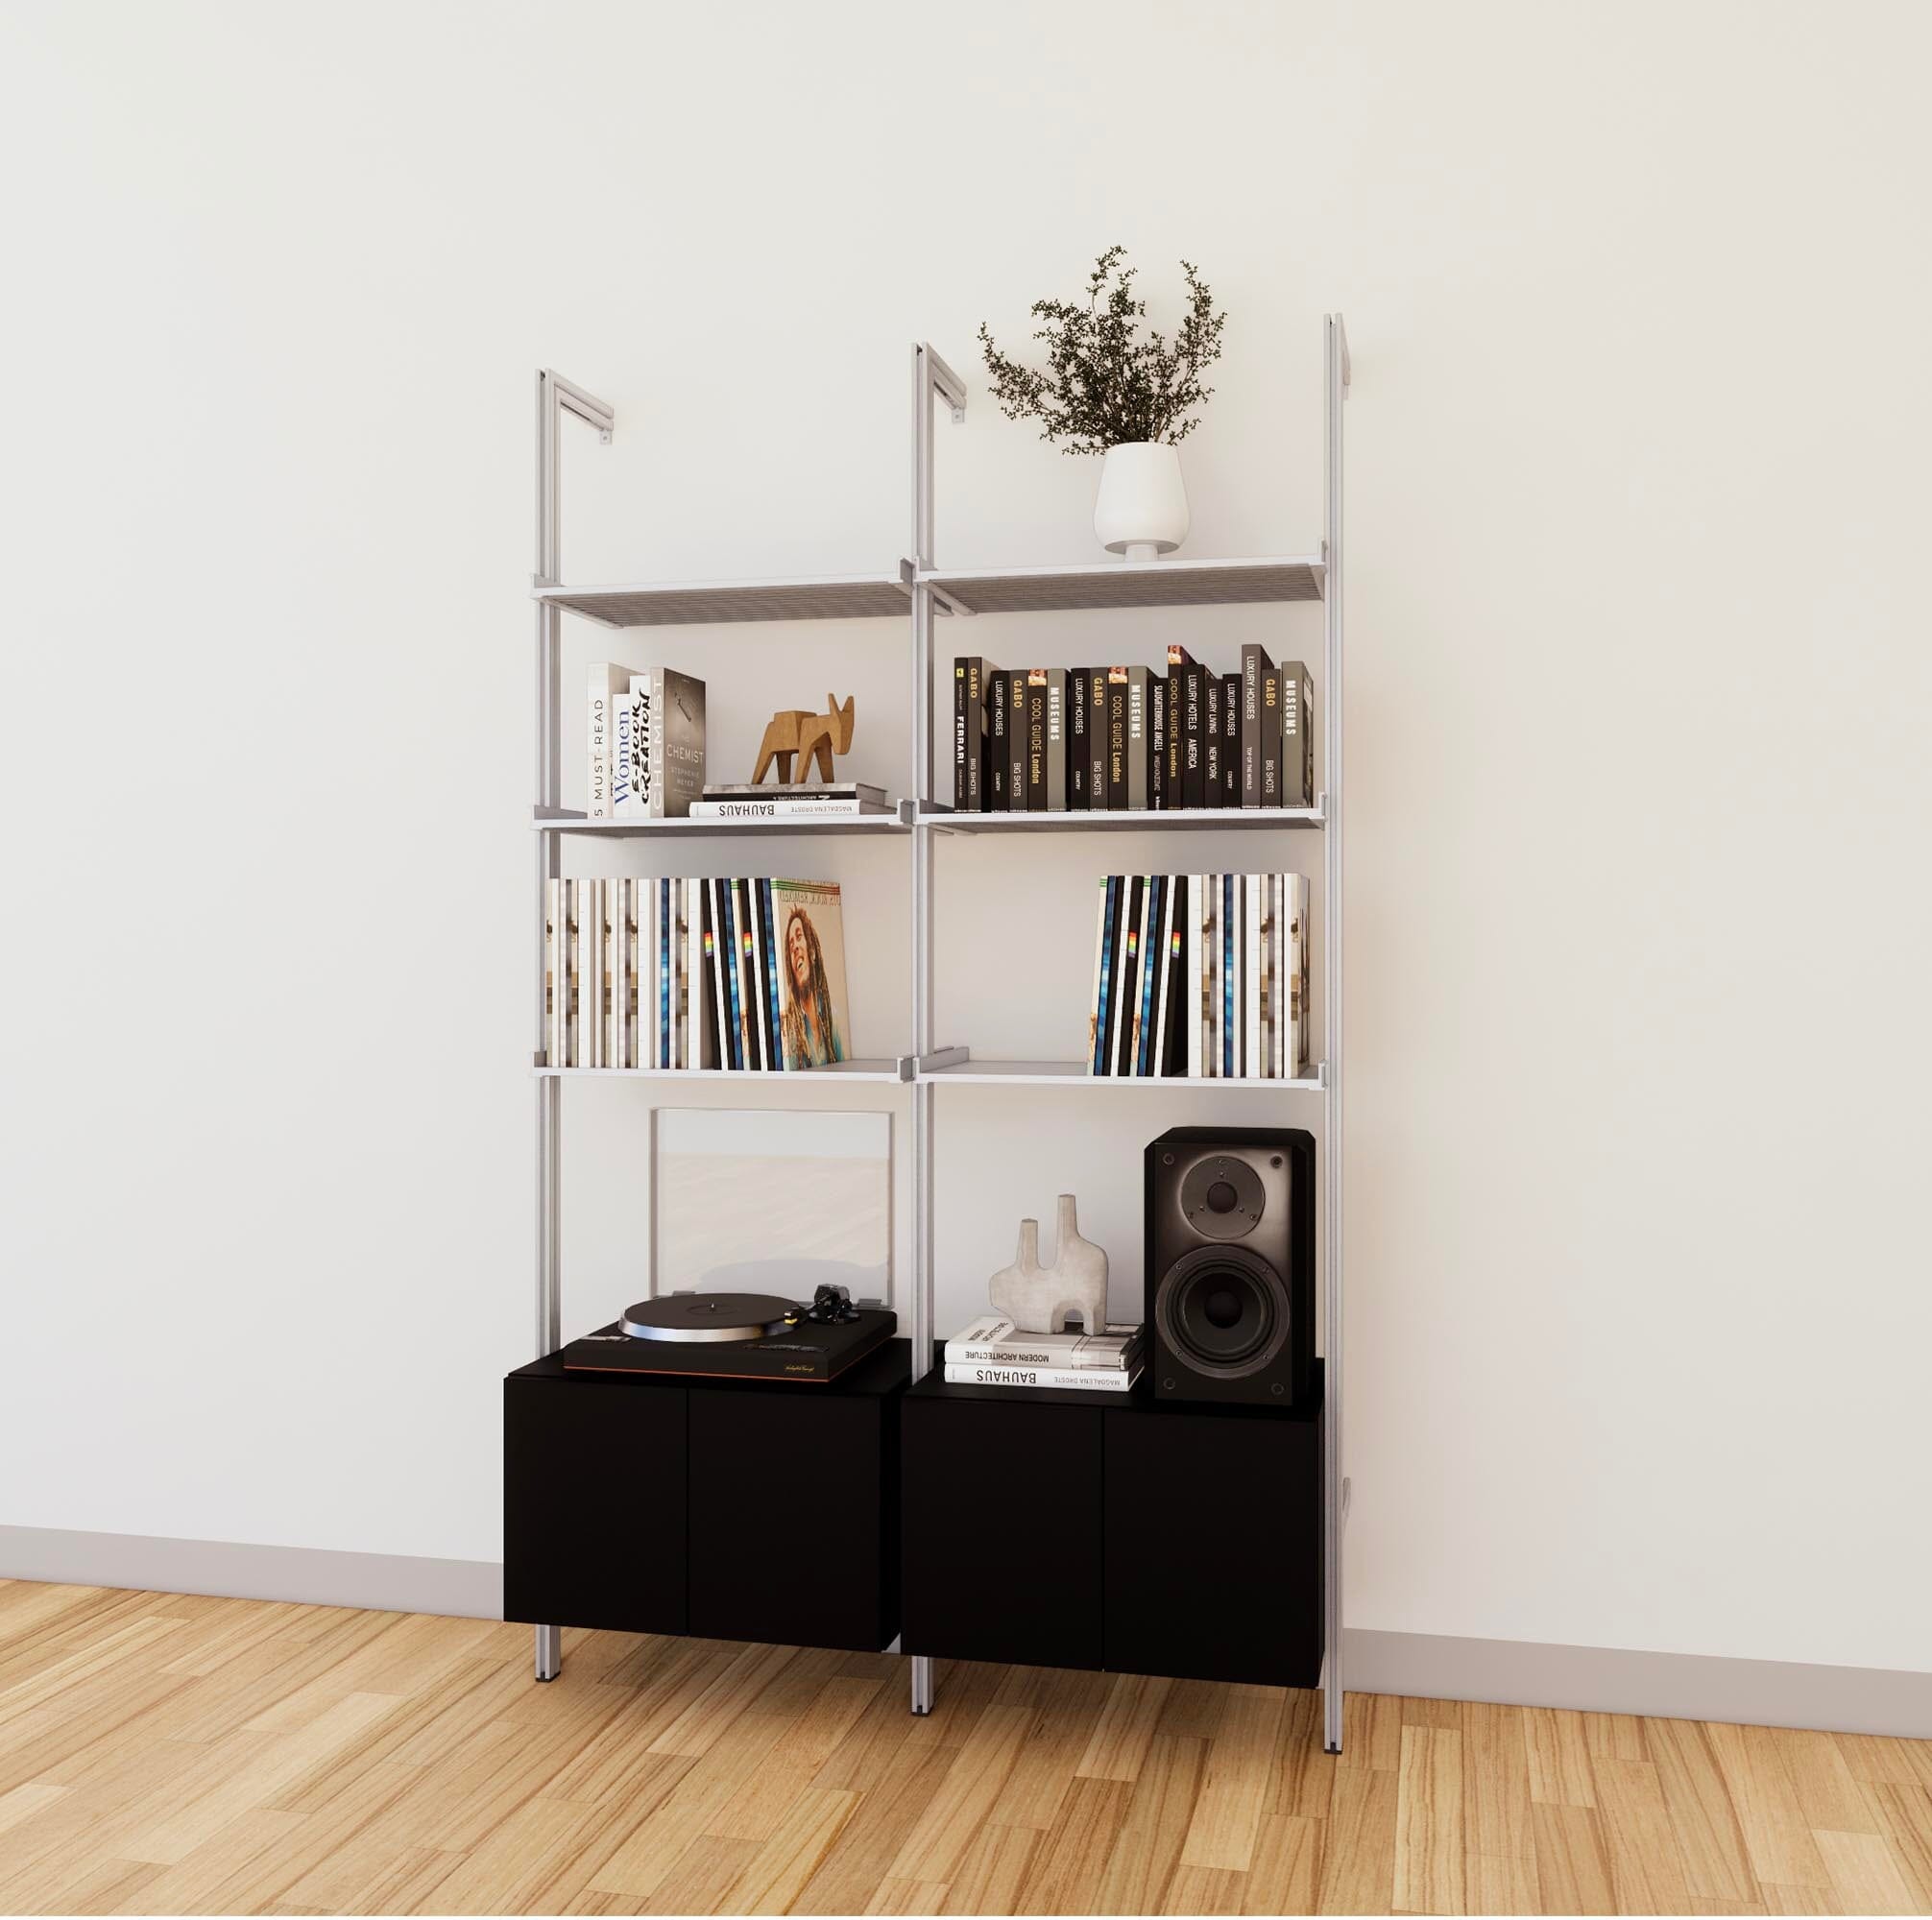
<box><xmin>918</xmin><ymin>802</ymin><xmax>1323</xmax><ymax>834</ymax></box>
<box><xmin>535</xmin><ymin>804</ymin><xmax>911</xmax><ymax>839</ymax></box>
<box><xmin>920</xmin><ymin>554</ymin><xmax>1324</xmax><ymax>615</ymax></box>
<box><xmin>535</xmin><ymin>1060</ymin><xmax>907</xmax><ymax>1083</ymax></box>
<box><xmin>919</xmin><ymin>1057</ymin><xmax>1328</xmax><ymax>1091</ymax></box>
<box><xmin>535</xmin><ymin>571</ymin><xmax>935</xmax><ymax>628</ymax></box>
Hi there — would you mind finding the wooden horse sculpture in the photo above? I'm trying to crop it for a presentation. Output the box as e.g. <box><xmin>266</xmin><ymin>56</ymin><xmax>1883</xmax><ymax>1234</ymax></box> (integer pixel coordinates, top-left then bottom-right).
<box><xmin>753</xmin><ymin>693</ymin><xmax>856</xmax><ymax>784</ymax></box>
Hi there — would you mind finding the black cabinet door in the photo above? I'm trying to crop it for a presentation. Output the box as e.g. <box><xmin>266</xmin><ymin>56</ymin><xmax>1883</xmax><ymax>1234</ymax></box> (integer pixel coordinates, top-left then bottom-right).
<box><xmin>503</xmin><ymin>1377</ymin><xmax>687</xmax><ymax>1635</ymax></box>
<box><xmin>688</xmin><ymin>1389</ymin><xmax>893</xmax><ymax>1652</ymax></box>
<box><xmin>902</xmin><ymin>1396</ymin><xmax>1104</xmax><ymax>1670</ymax></box>
<box><xmin>1103</xmin><ymin>1405</ymin><xmax>1320</xmax><ymax>1688</ymax></box>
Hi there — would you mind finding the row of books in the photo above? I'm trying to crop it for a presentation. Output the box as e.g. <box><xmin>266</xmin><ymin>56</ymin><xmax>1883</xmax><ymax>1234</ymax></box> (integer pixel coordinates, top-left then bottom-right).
<box><xmin>588</xmin><ymin>664</ymin><xmax>707</xmax><ymax>819</ymax></box>
<box><xmin>1089</xmin><ymin>873</ymin><xmax>1312</xmax><ymax>1081</ymax></box>
<box><xmin>542</xmin><ymin>876</ymin><xmax>853</xmax><ymax>1071</ymax></box>
<box><xmin>941</xmin><ymin>1317</ymin><xmax>1146</xmax><ymax>1394</ymax></box>
<box><xmin>953</xmin><ymin>646</ymin><xmax>1314</xmax><ymax>814</ymax></box>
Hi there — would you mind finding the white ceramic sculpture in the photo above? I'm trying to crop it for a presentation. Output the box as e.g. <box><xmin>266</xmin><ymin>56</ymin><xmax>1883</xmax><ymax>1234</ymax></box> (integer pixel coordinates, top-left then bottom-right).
<box><xmin>988</xmin><ymin>1194</ymin><xmax>1109</xmax><ymax>1333</ymax></box>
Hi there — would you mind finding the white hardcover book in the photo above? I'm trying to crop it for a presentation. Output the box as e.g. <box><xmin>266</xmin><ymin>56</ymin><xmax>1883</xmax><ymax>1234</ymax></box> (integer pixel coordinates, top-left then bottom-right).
<box><xmin>684</xmin><ymin>877</ymin><xmax>703</xmax><ymax>1068</ymax></box>
<box><xmin>944</xmin><ymin>1317</ymin><xmax>1145</xmax><ymax>1368</ymax></box>
<box><xmin>1186</xmin><ymin>876</ymin><xmax>1202</xmax><ymax>1079</ymax></box>
<box><xmin>586</xmin><ymin>664</ymin><xmax>632</xmax><ymax>819</ymax></box>
<box><xmin>543</xmin><ymin>877</ymin><xmax>562</xmax><ymax>1068</ymax></box>
<box><xmin>1289</xmin><ymin>873</ymin><xmax>1311</xmax><ymax>1074</ymax></box>
<box><xmin>1267</xmin><ymin>875</ymin><xmax>1281</xmax><ymax>1080</ymax></box>
<box><xmin>609</xmin><ymin>876</ymin><xmax>628</xmax><ymax>1070</ymax></box>
<box><xmin>627</xmin><ymin>671</ymin><xmax>654</xmax><ymax>816</ymax></box>
<box><xmin>1116</xmin><ymin>878</ymin><xmax>1144</xmax><ymax>1077</ymax></box>
<box><xmin>1206</xmin><ymin>876</ymin><xmax>1220</xmax><ymax>1078</ymax></box>
<box><xmin>634</xmin><ymin>877</ymin><xmax>649</xmax><ymax>1068</ymax></box>
<box><xmin>611</xmin><ymin>688</ymin><xmax>636</xmax><ymax>818</ymax></box>
<box><xmin>586</xmin><ymin>879</ymin><xmax>607</xmax><ymax>1068</ymax></box>
<box><xmin>942</xmin><ymin>1364</ymin><xmax>1142</xmax><ymax>1394</ymax></box>
<box><xmin>562</xmin><ymin>879</ymin><xmax>580</xmax><ymax>1068</ymax></box>
<box><xmin>1251</xmin><ymin>873</ymin><xmax>1267</xmax><ymax>1081</ymax></box>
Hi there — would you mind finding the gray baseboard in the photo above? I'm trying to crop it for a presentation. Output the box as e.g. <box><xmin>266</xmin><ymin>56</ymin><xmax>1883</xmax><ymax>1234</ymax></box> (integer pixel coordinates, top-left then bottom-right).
<box><xmin>1345</xmin><ymin>1627</ymin><xmax>1932</xmax><ymax>1739</ymax></box>
<box><xmin>0</xmin><ymin>1525</ymin><xmax>501</xmax><ymax>1620</ymax></box>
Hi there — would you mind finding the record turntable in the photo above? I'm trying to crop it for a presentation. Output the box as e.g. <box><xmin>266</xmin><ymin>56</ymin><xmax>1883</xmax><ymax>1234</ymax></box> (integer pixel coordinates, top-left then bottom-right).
<box><xmin>562</xmin><ymin>1284</ymin><xmax>895</xmax><ymax>1383</ymax></box>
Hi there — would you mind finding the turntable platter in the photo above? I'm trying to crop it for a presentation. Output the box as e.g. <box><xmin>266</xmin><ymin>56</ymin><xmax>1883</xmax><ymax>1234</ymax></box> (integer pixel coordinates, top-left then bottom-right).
<box><xmin>618</xmin><ymin>1293</ymin><xmax>798</xmax><ymax>1344</ymax></box>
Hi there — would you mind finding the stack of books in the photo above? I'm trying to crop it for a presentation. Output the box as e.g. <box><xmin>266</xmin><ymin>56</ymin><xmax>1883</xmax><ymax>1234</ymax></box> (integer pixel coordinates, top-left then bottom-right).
<box><xmin>953</xmin><ymin>645</ymin><xmax>1313</xmax><ymax>813</ymax></box>
<box><xmin>1088</xmin><ymin>872</ymin><xmax>1311</xmax><ymax>1079</ymax></box>
<box><xmin>543</xmin><ymin>876</ymin><xmax>852</xmax><ymax>1072</ymax></box>
<box><xmin>691</xmin><ymin>781</ymin><xmax>890</xmax><ymax>821</ymax></box>
<box><xmin>589</xmin><ymin>665</ymin><xmax>708</xmax><ymax>820</ymax></box>
<box><xmin>942</xmin><ymin>1316</ymin><xmax>1147</xmax><ymax>1394</ymax></box>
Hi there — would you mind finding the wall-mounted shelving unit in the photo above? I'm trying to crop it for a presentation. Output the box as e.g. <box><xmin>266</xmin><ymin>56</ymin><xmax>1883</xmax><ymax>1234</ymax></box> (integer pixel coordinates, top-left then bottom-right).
<box><xmin>528</xmin><ymin>319</ymin><xmax>1349</xmax><ymax>1749</ymax></box>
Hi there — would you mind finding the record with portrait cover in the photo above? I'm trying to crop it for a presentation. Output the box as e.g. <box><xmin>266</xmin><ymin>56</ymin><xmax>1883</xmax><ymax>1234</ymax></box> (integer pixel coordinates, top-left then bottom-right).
<box><xmin>771</xmin><ymin>879</ymin><xmax>852</xmax><ymax>1069</ymax></box>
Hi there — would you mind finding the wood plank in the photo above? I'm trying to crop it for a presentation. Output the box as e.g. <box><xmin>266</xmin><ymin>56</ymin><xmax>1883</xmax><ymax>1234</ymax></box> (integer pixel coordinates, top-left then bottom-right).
<box><xmin>1270</xmin><ymin>1688</ymin><xmax>1338</xmax><ymax>1820</ymax></box>
<box><xmin>1461</xmin><ymin>1698</ymin><xmax>1534</xmax><ymax>1861</ymax></box>
<box><xmin>1466</xmin><ymin>1849</ymin><xmax>1542</xmax><ymax>1915</ymax></box>
<box><xmin>1770</xmin><ymin>1728</ymin><xmax>1880</xmax><ymax>1835</ymax></box>
<box><xmin>1524</xmin><ymin>1706</ymin><xmax>1597</xmax><ymax>1808</ymax></box>
<box><xmin>1531</xmin><ymin>1802</ymin><xmax>1616</xmax><ymax>1915</ymax></box>
<box><xmin>1862</xmin><ymin>1782</ymin><xmax>1932</xmax><ymax>1910</ymax></box>
<box><xmin>1758</xmin><ymin>1882</ymin><xmax>1844</xmax><ymax>1913</ymax></box>
<box><xmin>1582</xmin><ymin>1710</ymin><xmax>1649</xmax><ymax>1761</ymax></box>
<box><xmin>718</xmin><ymin>1784</ymin><xmax>859</xmax><ymax>1914</ymax></box>
<box><xmin>1013</xmin><ymin>1775</ymin><xmax>1133</xmax><ymax>1915</ymax></box>
<box><xmin>1340</xmin><ymin>1690</ymin><xmax>1403</xmax><ymax>1772</ymax></box>
<box><xmin>1834</xmin><ymin>1734</ymin><xmax>1932</xmax><ymax>1790</ymax></box>
<box><xmin>1648</xmin><ymin>1715</ymin><xmax>1760</xmax><ymax>1905</ymax></box>
<box><xmin>1161</xmin><ymin>1863</ymin><xmax>1246</xmax><ymax>1913</ymax></box>
<box><xmin>1087</xmin><ymin>1734</ymin><xmax>1206</xmax><ymax>1918</ymax></box>
<box><xmin>1392</xmin><ymin>1722</ymin><xmax>1465</xmax><ymax>1915</ymax></box>
<box><xmin>1242</xmin><ymin>1812</ymin><xmax>1321</xmax><ymax>1914</ymax></box>
<box><xmin>1178</xmin><ymin>1685</ymin><xmax>1287</xmax><ymax>1873</ymax></box>
<box><xmin>936</xmin><ymin>1823</ymin><xmax>1039</xmax><ymax>1915</ymax></box>
<box><xmin>645</xmin><ymin>1640</ymin><xmax>800</xmax><ymax>1759</ymax></box>
<box><xmin>985</xmin><ymin>1667</ymin><xmax>1112</xmax><ymax>1833</ymax></box>
<box><xmin>1075</xmin><ymin>1673</ymin><xmax>1173</xmax><ymax>1783</ymax></box>
<box><xmin>886</xmin><ymin>1704</ymin><xmax>1033</xmax><ymax>1884</ymax></box>
<box><xmin>1591</xmin><ymin>1755</ymin><xmax>1695</xmax><ymax>1914</ymax></box>
<box><xmin>789</xmin><ymin>1746</ymin><xmax>958</xmax><ymax>1917</ymax></box>
<box><xmin>631</xmin><ymin>1833</ymin><xmax>760</xmax><ymax>1916</ymax></box>
<box><xmin>1156</xmin><ymin>1679</ymin><xmax>1229</xmax><ymax>1743</ymax></box>
<box><xmin>1316</xmin><ymin>1761</ymin><xmax>1398</xmax><ymax>1914</ymax></box>
<box><xmin>1810</xmin><ymin>1827</ymin><xmax>1919</xmax><ymax>1916</ymax></box>
<box><xmin>1400</xmin><ymin>1693</ymin><xmax>1464</xmax><ymax>1730</ymax></box>
<box><xmin>862</xmin><ymin>1878</ymin><xmax>951</xmax><ymax>1915</ymax></box>
<box><xmin>1705</xmin><ymin>1721</ymin><xmax>1834</xmax><ymax>1889</ymax></box>
<box><xmin>706</xmin><ymin>1675</ymin><xmax>882</xmax><ymax>1842</ymax></box>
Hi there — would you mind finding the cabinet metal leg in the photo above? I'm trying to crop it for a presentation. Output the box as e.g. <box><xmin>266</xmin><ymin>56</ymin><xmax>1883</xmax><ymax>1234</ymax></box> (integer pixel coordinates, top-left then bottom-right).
<box><xmin>909</xmin><ymin>1652</ymin><xmax>933</xmax><ymax>1715</ymax></box>
<box><xmin>534</xmin><ymin>1622</ymin><xmax>561</xmax><ymax>1681</ymax></box>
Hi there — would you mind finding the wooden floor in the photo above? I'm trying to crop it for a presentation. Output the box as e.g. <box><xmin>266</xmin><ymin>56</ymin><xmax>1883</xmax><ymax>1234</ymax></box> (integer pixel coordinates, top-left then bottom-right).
<box><xmin>0</xmin><ymin>1583</ymin><xmax>1928</xmax><ymax>1915</ymax></box>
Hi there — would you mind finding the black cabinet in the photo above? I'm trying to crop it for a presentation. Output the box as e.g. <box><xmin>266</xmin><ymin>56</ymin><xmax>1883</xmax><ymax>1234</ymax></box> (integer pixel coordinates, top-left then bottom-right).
<box><xmin>1104</xmin><ymin>1398</ymin><xmax>1320</xmax><ymax>1687</ymax></box>
<box><xmin>689</xmin><ymin>1383</ymin><xmax>898</xmax><ymax>1652</ymax></box>
<box><xmin>504</xmin><ymin>1341</ymin><xmax>907</xmax><ymax>1654</ymax></box>
<box><xmin>900</xmin><ymin>1364</ymin><xmax>1322</xmax><ymax>1689</ymax></box>
<box><xmin>504</xmin><ymin>1370</ymin><xmax>687</xmax><ymax>1635</ymax></box>
<box><xmin>901</xmin><ymin>1395</ymin><xmax>1104</xmax><ymax>1670</ymax></box>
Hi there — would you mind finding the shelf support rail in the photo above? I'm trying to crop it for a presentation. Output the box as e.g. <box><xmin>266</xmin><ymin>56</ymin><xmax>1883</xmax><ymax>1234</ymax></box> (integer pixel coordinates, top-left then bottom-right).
<box><xmin>1321</xmin><ymin>315</ymin><xmax>1349</xmax><ymax>1752</ymax></box>
<box><xmin>533</xmin><ymin>368</ymin><xmax>614</xmax><ymax>1683</ymax></box>
<box><xmin>908</xmin><ymin>342</ymin><xmax>963</xmax><ymax>1717</ymax></box>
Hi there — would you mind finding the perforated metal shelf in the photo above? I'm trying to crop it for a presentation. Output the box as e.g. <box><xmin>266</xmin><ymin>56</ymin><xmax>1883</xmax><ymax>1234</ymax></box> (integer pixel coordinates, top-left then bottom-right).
<box><xmin>920</xmin><ymin>555</ymin><xmax>1324</xmax><ymax>615</ymax></box>
<box><xmin>534</xmin><ymin>572</ymin><xmax>925</xmax><ymax>628</ymax></box>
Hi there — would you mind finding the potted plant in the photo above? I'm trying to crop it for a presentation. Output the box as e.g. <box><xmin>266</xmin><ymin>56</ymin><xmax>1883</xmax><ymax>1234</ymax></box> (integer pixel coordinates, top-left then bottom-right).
<box><xmin>978</xmin><ymin>246</ymin><xmax>1227</xmax><ymax>560</ymax></box>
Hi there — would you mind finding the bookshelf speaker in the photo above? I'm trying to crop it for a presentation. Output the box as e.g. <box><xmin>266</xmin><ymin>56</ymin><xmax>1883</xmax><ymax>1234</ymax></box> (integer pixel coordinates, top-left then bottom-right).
<box><xmin>1145</xmin><ymin>1126</ymin><xmax>1315</xmax><ymax>1408</ymax></box>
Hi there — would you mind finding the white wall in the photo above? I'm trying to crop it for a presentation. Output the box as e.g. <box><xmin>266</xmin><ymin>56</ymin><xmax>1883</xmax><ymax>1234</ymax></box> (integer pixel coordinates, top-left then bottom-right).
<box><xmin>4</xmin><ymin>0</ymin><xmax>1929</xmax><ymax>1680</ymax></box>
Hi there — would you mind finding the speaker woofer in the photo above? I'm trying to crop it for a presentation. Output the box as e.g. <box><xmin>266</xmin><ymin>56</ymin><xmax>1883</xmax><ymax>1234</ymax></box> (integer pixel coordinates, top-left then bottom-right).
<box><xmin>1154</xmin><ymin>1244</ymin><xmax>1292</xmax><ymax>1380</ymax></box>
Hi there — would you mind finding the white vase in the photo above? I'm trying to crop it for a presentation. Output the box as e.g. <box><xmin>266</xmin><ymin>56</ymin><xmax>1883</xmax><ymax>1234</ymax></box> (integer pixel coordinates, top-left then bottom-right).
<box><xmin>1094</xmin><ymin>442</ymin><xmax>1190</xmax><ymax>561</ymax></box>
<box><xmin>986</xmin><ymin>1198</ymin><xmax>1110</xmax><ymax>1334</ymax></box>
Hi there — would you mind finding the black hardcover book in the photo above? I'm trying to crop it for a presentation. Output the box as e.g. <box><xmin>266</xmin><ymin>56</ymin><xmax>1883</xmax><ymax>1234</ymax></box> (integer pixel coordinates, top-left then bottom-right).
<box><xmin>1134</xmin><ymin>875</ymin><xmax>1165</xmax><ymax>1075</ymax></box>
<box><xmin>953</xmin><ymin>660</ymin><xmax>967</xmax><ymax>810</ymax></box>
<box><xmin>733</xmin><ymin>878</ymin><xmax>762</xmax><ymax>1070</ymax></box>
<box><xmin>1181</xmin><ymin>662</ymin><xmax>1206</xmax><ymax>809</ymax></box>
<box><xmin>1045</xmin><ymin>668</ymin><xmax>1068</xmax><ymax>811</ymax></box>
<box><xmin>987</xmin><ymin>670</ymin><xmax>1009</xmax><ymax>810</ymax></box>
<box><xmin>1124</xmin><ymin>666</ymin><xmax>1151</xmax><ymax>812</ymax></box>
<box><xmin>1089</xmin><ymin>669</ymin><xmax>1109</xmax><ymax>811</ymax></box>
<box><xmin>1240</xmin><ymin>644</ymin><xmax>1274</xmax><ymax>808</ymax></box>
<box><xmin>1149</xmin><ymin>674</ymin><xmax>1168</xmax><ymax>811</ymax></box>
<box><xmin>698</xmin><ymin>880</ymin><xmax>719</xmax><ymax>1068</ymax></box>
<box><xmin>1025</xmin><ymin>671</ymin><xmax>1049</xmax><ymax>812</ymax></box>
<box><xmin>1112</xmin><ymin>875</ymin><xmax>1146</xmax><ymax>1076</ymax></box>
<box><xmin>1165</xmin><ymin>647</ymin><xmax>1188</xmax><ymax>805</ymax></box>
<box><xmin>1069</xmin><ymin>669</ymin><xmax>1091</xmax><ymax>808</ymax></box>
<box><xmin>1106</xmin><ymin>668</ymin><xmax>1129</xmax><ymax>811</ymax></box>
<box><xmin>1260</xmin><ymin>665</ymin><xmax>1283</xmax><ymax>807</ymax></box>
<box><xmin>1203</xmin><ymin>675</ymin><xmax>1221</xmax><ymax>804</ymax></box>
<box><xmin>1092</xmin><ymin>874</ymin><xmax>1123</xmax><ymax>1073</ymax></box>
<box><xmin>1221</xmin><ymin>673</ymin><xmax>1242</xmax><ymax>805</ymax></box>
<box><xmin>1162</xmin><ymin>876</ymin><xmax>1188</xmax><ymax>1075</ymax></box>
<box><xmin>757</xmin><ymin>878</ymin><xmax>782</xmax><ymax>1069</ymax></box>
<box><xmin>954</xmin><ymin>657</ymin><xmax>992</xmax><ymax>812</ymax></box>
<box><xmin>712</xmin><ymin>877</ymin><xmax>740</xmax><ymax>1069</ymax></box>
<box><xmin>1009</xmin><ymin>671</ymin><xmax>1028</xmax><ymax>813</ymax></box>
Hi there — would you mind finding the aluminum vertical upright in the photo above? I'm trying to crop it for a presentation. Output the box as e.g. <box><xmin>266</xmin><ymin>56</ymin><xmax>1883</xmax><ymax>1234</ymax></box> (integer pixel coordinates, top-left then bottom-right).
<box><xmin>532</xmin><ymin>370</ymin><xmax>614</xmax><ymax>1683</ymax></box>
<box><xmin>907</xmin><ymin>343</ymin><xmax>966</xmax><ymax>1716</ymax></box>
<box><xmin>1321</xmin><ymin>315</ymin><xmax>1350</xmax><ymax>1752</ymax></box>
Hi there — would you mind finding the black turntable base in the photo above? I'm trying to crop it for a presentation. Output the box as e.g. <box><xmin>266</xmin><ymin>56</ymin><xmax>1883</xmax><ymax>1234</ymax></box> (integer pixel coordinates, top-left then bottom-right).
<box><xmin>563</xmin><ymin>1288</ymin><xmax>896</xmax><ymax>1383</ymax></box>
